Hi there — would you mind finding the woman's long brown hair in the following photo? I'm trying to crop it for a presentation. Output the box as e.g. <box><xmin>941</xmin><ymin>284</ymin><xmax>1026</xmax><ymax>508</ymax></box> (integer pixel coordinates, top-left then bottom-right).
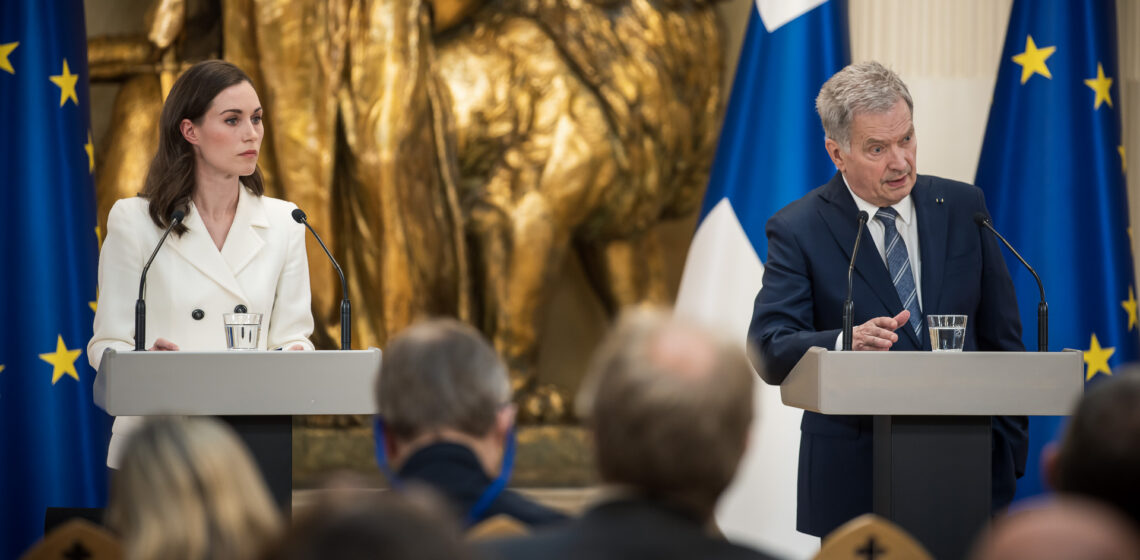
<box><xmin>141</xmin><ymin>60</ymin><xmax>264</xmax><ymax>235</ymax></box>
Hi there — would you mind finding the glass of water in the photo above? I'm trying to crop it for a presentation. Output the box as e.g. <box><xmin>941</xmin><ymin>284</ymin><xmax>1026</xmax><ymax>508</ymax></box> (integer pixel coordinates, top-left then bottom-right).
<box><xmin>927</xmin><ymin>314</ymin><xmax>967</xmax><ymax>352</ymax></box>
<box><xmin>223</xmin><ymin>313</ymin><xmax>262</xmax><ymax>350</ymax></box>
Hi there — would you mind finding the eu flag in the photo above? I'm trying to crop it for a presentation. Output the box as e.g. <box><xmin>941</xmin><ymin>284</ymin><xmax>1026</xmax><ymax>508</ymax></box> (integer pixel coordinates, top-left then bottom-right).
<box><xmin>675</xmin><ymin>1</ymin><xmax>848</xmax><ymax>555</ymax></box>
<box><xmin>975</xmin><ymin>0</ymin><xmax>1136</xmax><ymax>501</ymax></box>
<box><xmin>0</xmin><ymin>1</ymin><xmax>112</xmax><ymax>556</ymax></box>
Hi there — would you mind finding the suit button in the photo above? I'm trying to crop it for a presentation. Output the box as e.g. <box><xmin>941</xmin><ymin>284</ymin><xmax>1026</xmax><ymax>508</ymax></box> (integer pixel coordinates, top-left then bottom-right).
<box><xmin>192</xmin><ymin>309</ymin><xmax>205</xmax><ymax>320</ymax></box>
<box><xmin>234</xmin><ymin>304</ymin><xmax>248</xmax><ymax>313</ymax></box>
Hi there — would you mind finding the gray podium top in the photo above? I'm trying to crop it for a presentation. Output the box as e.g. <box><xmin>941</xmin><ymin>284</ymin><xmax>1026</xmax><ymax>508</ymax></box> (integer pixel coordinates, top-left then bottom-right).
<box><xmin>780</xmin><ymin>347</ymin><xmax>1084</xmax><ymax>415</ymax></box>
<box><xmin>94</xmin><ymin>348</ymin><xmax>382</xmax><ymax>415</ymax></box>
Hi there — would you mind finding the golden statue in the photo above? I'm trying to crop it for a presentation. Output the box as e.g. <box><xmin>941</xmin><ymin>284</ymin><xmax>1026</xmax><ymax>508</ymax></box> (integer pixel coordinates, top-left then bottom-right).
<box><xmin>90</xmin><ymin>0</ymin><xmax>724</xmax><ymax>421</ymax></box>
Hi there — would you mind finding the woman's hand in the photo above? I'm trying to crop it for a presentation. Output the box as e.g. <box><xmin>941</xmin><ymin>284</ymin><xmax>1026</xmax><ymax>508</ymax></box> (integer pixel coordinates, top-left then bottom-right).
<box><xmin>148</xmin><ymin>337</ymin><xmax>180</xmax><ymax>351</ymax></box>
<box><xmin>284</xmin><ymin>344</ymin><xmax>305</xmax><ymax>351</ymax></box>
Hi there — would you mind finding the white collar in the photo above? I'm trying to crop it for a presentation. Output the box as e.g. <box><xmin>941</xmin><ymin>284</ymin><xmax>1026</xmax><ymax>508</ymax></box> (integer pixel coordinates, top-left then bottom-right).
<box><xmin>841</xmin><ymin>173</ymin><xmax>915</xmax><ymax>225</ymax></box>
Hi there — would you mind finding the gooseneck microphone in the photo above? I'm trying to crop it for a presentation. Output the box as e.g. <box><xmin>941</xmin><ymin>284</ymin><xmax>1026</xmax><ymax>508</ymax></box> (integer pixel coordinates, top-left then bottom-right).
<box><xmin>843</xmin><ymin>210</ymin><xmax>870</xmax><ymax>351</ymax></box>
<box><xmin>136</xmin><ymin>208</ymin><xmax>186</xmax><ymax>351</ymax></box>
<box><xmin>292</xmin><ymin>208</ymin><xmax>351</xmax><ymax>350</ymax></box>
<box><xmin>973</xmin><ymin>212</ymin><xmax>1047</xmax><ymax>351</ymax></box>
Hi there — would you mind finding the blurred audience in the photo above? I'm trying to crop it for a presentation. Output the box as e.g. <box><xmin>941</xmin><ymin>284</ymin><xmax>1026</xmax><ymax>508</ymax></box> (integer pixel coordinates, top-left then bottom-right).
<box><xmin>374</xmin><ymin>318</ymin><xmax>567</xmax><ymax>528</ymax></box>
<box><xmin>485</xmin><ymin>308</ymin><xmax>782</xmax><ymax>559</ymax></box>
<box><xmin>1044</xmin><ymin>367</ymin><xmax>1140</xmax><ymax>527</ymax></box>
<box><xmin>106</xmin><ymin>416</ymin><xmax>281</xmax><ymax>560</ymax></box>
<box><xmin>262</xmin><ymin>488</ymin><xmax>473</xmax><ymax>560</ymax></box>
<box><xmin>970</xmin><ymin>497</ymin><xmax>1140</xmax><ymax>560</ymax></box>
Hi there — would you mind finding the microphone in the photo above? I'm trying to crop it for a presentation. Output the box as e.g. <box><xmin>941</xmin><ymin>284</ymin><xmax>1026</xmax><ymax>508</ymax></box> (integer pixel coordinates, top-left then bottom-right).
<box><xmin>843</xmin><ymin>210</ymin><xmax>870</xmax><ymax>351</ymax></box>
<box><xmin>136</xmin><ymin>208</ymin><xmax>185</xmax><ymax>351</ymax></box>
<box><xmin>973</xmin><ymin>212</ymin><xmax>1047</xmax><ymax>351</ymax></box>
<box><xmin>292</xmin><ymin>208</ymin><xmax>351</xmax><ymax>350</ymax></box>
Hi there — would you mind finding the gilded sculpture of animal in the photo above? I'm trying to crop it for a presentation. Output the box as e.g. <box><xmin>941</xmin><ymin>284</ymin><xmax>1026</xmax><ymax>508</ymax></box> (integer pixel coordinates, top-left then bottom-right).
<box><xmin>92</xmin><ymin>0</ymin><xmax>724</xmax><ymax>420</ymax></box>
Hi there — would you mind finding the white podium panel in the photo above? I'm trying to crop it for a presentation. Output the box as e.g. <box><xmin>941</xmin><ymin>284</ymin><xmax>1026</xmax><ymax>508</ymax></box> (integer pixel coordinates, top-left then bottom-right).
<box><xmin>94</xmin><ymin>348</ymin><xmax>382</xmax><ymax>416</ymax></box>
<box><xmin>781</xmin><ymin>347</ymin><xmax>1083</xmax><ymax>415</ymax></box>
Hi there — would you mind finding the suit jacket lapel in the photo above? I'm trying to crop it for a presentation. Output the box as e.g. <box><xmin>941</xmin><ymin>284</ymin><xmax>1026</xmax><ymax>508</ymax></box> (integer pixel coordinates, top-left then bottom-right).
<box><xmin>221</xmin><ymin>187</ymin><xmax>267</xmax><ymax>278</ymax></box>
<box><xmin>818</xmin><ymin>173</ymin><xmax>903</xmax><ymax>318</ymax></box>
<box><xmin>915</xmin><ymin>175</ymin><xmax>947</xmax><ymax>320</ymax></box>
<box><xmin>167</xmin><ymin>188</ymin><xmax>261</xmax><ymax>302</ymax></box>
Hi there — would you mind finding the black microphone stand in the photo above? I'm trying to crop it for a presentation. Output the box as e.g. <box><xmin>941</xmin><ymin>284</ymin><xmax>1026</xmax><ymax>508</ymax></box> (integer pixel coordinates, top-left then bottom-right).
<box><xmin>293</xmin><ymin>209</ymin><xmax>351</xmax><ymax>350</ymax></box>
<box><xmin>975</xmin><ymin>213</ymin><xmax>1047</xmax><ymax>351</ymax></box>
<box><xmin>135</xmin><ymin>209</ymin><xmax>185</xmax><ymax>351</ymax></box>
<box><xmin>843</xmin><ymin>211</ymin><xmax>869</xmax><ymax>351</ymax></box>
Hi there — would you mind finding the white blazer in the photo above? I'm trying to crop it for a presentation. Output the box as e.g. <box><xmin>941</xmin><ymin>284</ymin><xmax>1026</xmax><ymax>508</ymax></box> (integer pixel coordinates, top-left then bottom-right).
<box><xmin>88</xmin><ymin>187</ymin><xmax>315</xmax><ymax>467</ymax></box>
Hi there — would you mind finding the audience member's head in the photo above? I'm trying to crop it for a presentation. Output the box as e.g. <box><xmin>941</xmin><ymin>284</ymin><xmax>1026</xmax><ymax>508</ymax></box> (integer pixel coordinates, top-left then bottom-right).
<box><xmin>375</xmin><ymin>318</ymin><xmax>515</xmax><ymax>475</ymax></box>
<box><xmin>970</xmin><ymin>497</ymin><xmax>1140</xmax><ymax>560</ymax></box>
<box><xmin>1045</xmin><ymin>367</ymin><xmax>1140</xmax><ymax>527</ymax></box>
<box><xmin>576</xmin><ymin>308</ymin><xmax>754</xmax><ymax>521</ymax></box>
<box><xmin>107</xmin><ymin>416</ymin><xmax>282</xmax><ymax>560</ymax></box>
<box><xmin>262</xmin><ymin>490</ymin><xmax>472</xmax><ymax>560</ymax></box>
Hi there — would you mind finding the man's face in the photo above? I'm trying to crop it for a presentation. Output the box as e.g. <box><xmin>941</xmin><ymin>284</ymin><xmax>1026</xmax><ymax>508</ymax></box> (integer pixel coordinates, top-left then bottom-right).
<box><xmin>826</xmin><ymin>98</ymin><xmax>917</xmax><ymax>207</ymax></box>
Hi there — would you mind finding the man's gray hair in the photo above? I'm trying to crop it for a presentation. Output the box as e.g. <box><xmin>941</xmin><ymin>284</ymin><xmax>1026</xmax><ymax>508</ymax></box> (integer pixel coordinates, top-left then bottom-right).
<box><xmin>376</xmin><ymin>319</ymin><xmax>511</xmax><ymax>440</ymax></box>
<box><xmin>816</xmin><ymin>61</ymin><xmax>913</xmax><ymax>151</ymax></box>
<box><xmin>576</xmin><ymin>308</ymin><xmax>754</xmax><ymax>520</ymax></box>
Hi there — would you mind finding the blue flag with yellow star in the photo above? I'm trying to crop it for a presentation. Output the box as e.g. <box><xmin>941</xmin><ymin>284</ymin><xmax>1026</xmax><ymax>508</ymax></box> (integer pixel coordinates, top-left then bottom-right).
<box><xmin>975</xmin><ymin>0</ymin><xmax>1136</xmax><ymax>502</ymax></box>
<box><xmin>0</xmin><ymin>1</ymin><xmax>112</xmax><ymax>556</ymax></box>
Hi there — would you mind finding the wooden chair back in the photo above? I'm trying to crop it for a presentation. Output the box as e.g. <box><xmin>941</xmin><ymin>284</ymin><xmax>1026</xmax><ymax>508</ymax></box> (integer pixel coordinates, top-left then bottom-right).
<box><xmin>815</xmin><ymin>513</ymin><xmax>933</xmax><ymax>560</ymax></box>
<box><xmin>21</xmin><ymin>519</ymin><xmax>121</xmax><ymax>560</ymax></box>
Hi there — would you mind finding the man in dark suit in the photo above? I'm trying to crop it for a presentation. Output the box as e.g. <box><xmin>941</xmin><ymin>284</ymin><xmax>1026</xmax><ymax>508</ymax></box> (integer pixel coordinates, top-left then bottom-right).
<box><xmin>486</xmin><ymin>310</ymin><xmax>781</xmax><ymax>560</ymax></box>
<box><xmin>747</xmin><ymin>61</ymin><xmax>1028</xmax><ymax>537</ymax></box>
<box><xmin>374</xmin><ymin>319</ymin><xmax>567</xmax><ymax>528</ymax></box>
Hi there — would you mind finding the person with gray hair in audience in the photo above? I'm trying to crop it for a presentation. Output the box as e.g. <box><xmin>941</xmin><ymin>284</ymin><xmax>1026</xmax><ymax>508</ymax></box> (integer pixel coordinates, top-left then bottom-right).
<box><xmin>373</xmin><ymin>318</ymin><xmax>567</xmax><ymax>528</ymax></box>
<box><xmin>485</xmin><ymin>308</ymin><xmax>782</xmax><ymax>560</ymax></box>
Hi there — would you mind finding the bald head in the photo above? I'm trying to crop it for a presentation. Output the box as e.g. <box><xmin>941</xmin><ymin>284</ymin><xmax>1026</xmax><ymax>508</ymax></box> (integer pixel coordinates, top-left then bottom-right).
<box><xmin>578</xmin><ymin>308</ymin><xmax>754</xmax><ymax>520</ymax></box>
<box><xmin>971</xmin><ymin>498</ymin><xmax>1140</xmax><ymax>560</ymax></box>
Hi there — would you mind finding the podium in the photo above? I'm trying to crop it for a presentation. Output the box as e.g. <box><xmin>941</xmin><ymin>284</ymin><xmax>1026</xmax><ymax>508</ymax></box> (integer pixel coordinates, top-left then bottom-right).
<box><xmin>94</xmin><ymin>348</ymin><xmax>382</xmax><ymax>510</ymax></box>
<box><xmin>782</xmin><ymin>347</ymin><xmax>1082</xmax><ymax>560</ymax></box>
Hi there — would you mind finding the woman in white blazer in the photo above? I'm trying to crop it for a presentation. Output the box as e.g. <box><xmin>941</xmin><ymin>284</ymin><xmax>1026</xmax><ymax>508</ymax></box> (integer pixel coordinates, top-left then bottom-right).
<box><xmin>88</xmin><ymin>60</ymin><xmax>315</xmax><ymax>468</ymax></box>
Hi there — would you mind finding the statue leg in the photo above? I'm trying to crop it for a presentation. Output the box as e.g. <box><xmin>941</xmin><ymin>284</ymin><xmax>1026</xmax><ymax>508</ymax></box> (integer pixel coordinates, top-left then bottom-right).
<box><xmin>576</xmin><ymin>228</ymin><xmax>672</xmax><ymax>319</ymax></box>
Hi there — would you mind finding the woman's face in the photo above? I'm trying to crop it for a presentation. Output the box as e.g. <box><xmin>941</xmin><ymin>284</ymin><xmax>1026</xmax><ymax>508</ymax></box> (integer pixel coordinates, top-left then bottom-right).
<box><xmin>181</xmin><ymin>81</ymin><xmax>263</xmax><ymax>180</ymax></box>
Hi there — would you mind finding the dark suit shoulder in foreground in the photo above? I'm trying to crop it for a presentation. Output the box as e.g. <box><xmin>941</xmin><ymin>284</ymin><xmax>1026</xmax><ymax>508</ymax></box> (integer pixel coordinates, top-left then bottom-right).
<box><xmin>481</xmin><ymin>499</ymin><xmax>783</xmax><ymax>560</ymax></box>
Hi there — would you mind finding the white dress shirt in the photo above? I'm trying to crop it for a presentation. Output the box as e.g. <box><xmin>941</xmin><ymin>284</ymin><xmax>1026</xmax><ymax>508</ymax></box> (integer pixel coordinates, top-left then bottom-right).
<box><xmin>835</xmin><ymin>174</ymin><xmax>923</xmax><ymax>349</ymax></box>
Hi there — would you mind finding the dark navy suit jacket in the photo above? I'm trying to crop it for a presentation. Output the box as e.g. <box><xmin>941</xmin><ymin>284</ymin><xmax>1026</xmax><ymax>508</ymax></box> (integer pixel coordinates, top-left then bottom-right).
<box><xmin>398</xmin><ymin>442</ymin><xmax>568</xmax><ymax>528</ymax></box>
<box><xmin>747</xmin><ymin>172</ymin><xmax>1029</xmax><ymax>537</ymax></box>
<box><xmin>482</xmin><ymin>499</ymin><xmax>783</xmax><ymax>560</ymax></box>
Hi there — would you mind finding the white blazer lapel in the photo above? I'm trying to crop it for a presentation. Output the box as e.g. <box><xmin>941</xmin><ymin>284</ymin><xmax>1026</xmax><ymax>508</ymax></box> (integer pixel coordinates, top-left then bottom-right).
<box><xmin>221</xmin><ymin>187</ymin><xmax>267</xmax><ymax>277</ymax></box>
<box><xmin>167</xmin><ymin>193</ymin><xmax>251</xmax><ymax>302</ymax></box>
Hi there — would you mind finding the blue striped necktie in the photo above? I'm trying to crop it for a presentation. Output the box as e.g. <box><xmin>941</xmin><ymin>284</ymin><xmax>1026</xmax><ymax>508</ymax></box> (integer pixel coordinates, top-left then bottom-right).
<box><xmin>875</xmin><ymin>207</ymin><xmax>923</xmax><ymax>337</ymax></box>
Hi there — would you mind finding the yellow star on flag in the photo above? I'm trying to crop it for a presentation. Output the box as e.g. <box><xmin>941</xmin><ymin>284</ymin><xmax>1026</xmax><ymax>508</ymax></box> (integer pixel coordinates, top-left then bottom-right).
<box><xmin>1121</xmin><ymin>146</ymin><xmax>1127</xmax><ymax>174</ymax></box>
<box><xmin>0</xmin><ymin>42</ymin><xmax>17</xmax><ymax>74</ymax></box>
<box><xmin>1084</xmin><ymin>63</ymin><xmax>1113</xmax><ymax>110</ymax></box>
<box><xmin>1123</xmin><ymin>287</ymin><xmax>1138</xmax><ymax>331</ymax></box>
<box><xmin>1083</xmin><ymin>333</ymin><xmax>1115</xmax><ymax>381</ymax></box>
<box><xmin>0</xmin><ymin>365</ymin><xmax>5</xmax><ymax>374</ymax></box>
<box><xmin>49</xmin><ymin>58</ymin><xmax>79</xmax><ymax>107</ymax></box>
<box><xmin>1012</xmin><ymin>35</ymin><xmax>1056</xmax><ymax>84</ymax></box>
<box><xmin>85</xmin><ymin>130</ymin><xmax>95</xmax><ymax>173</ymax></box>
<box><xmin>39</xmin><ymin>335</ymin><xmax>82</xmax><ymax>384</ymax></box>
